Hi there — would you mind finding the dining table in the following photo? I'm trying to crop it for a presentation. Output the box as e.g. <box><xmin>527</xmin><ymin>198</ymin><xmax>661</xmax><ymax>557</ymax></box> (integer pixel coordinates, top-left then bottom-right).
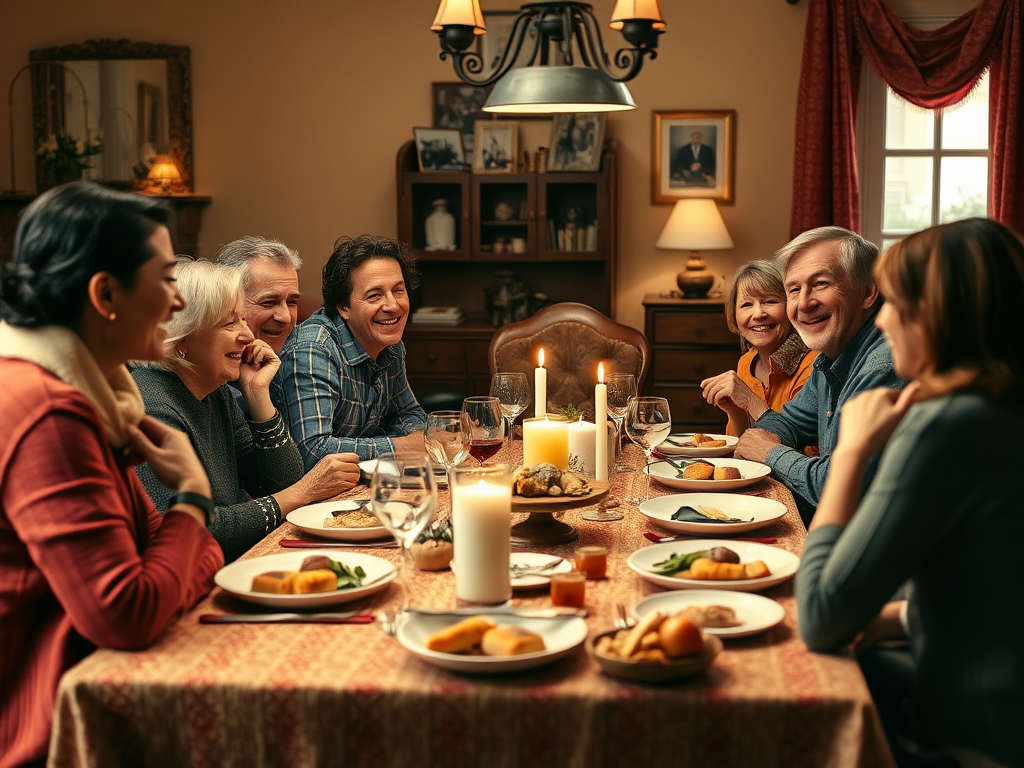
<box><xmin>47</xmin><ymin>444</ymin><xmax>894</xmax><ymax>768</ymax></box>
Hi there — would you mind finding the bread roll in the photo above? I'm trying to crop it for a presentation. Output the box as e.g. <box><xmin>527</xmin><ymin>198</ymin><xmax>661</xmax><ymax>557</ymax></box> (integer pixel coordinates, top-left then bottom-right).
<box><xmin>713</xmin><ymin>466</ymin><xmax>741</xmax><ymax>480</ymax></box>
<box><xmin>425</xmin><ymin>616</ymin><xmax>497</xmax><ymax>653</ymax></box>
<box><xmin>251</xmin><ymin>570</ymin><xmax>296</xmax><ymax>594</ymax></box>
<box><xmin>701</xmin><ymin>439</ymin><xmax>727</xmax><ymax>448</ymax></box>
<box><xmin>480</xmin><ymin>625</ymin><xmax>545</xmax><ymax>656</ymax></box>
<box><xmin>688</xmin><ymin>558</ymin><xmax>746</xmax><ymax>580</ymax></box>
<box><xmin>290</xmin><ymin>568</ymin><xmax>338</xmax><ymax>594</ymax></box>
<box><xmin>683</xmin><ymin>462</ymin><xmax>714</xmax><ymax>480</ymax></box>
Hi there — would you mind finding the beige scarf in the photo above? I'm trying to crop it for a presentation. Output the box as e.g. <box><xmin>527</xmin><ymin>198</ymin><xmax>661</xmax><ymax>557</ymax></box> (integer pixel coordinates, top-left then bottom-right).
<box><xmin>0</xmin><ymin>321</ymin><xmax>145</xmax><ymax>449</ymax></box>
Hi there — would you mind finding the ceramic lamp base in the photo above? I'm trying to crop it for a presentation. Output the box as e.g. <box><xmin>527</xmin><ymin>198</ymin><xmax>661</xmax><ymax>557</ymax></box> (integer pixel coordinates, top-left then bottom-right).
<box><xmin>676</xmin><ymin>253</ymin><xmax>714</xmax><ymax>299</ymax></box>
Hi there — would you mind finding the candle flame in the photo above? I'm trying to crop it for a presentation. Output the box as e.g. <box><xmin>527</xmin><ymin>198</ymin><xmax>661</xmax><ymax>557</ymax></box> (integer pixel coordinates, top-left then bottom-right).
<box><xmin>538</xmin><ymin>348</ymin><xmax>545</xmax><ymax>367</ymax></box>
<box><xmin>597</xmin><ymin>362</ymin><xmax>605</xmax><ymax>383</ymax></box>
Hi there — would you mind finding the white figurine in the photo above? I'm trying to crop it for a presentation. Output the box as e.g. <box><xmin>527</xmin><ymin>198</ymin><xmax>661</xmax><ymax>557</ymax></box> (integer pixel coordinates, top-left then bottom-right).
<box><xmin>425</xmin><ymin>198</ymin><xmax>456</xmax><ymax>251</ymax></box>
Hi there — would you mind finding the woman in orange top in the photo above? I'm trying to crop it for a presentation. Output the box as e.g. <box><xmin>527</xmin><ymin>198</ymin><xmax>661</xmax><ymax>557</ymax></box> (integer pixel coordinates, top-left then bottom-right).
<box><xmin>701</xmin><ymin>261</ymin><xmax>817</xmax><ymax>449</ymax></box>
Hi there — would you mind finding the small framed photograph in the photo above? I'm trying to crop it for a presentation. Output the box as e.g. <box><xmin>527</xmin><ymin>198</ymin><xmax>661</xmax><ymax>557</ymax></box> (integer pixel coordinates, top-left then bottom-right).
<box><xmin>547</xmin><ymin>114</ymin><xmax>606</xmax><ymax>172</ymax></box>
<box><xmin>432</xmin><ymin>82</ymin><xmax>491</xmax><ymax>153</ymax></box>
<box><xmin>652</xmin><ymin>110</ymin><xmax>736</xmax><ymax>204</ymax></box>
<box><xmin>473</xmin><ymin>121</ymin><xmax>518</xmax><ymax>173</ymax></box>
<box><xmin>413</xmin><ymin>127</ymin><xmax>469</xmax><ymax>172</ymax></box>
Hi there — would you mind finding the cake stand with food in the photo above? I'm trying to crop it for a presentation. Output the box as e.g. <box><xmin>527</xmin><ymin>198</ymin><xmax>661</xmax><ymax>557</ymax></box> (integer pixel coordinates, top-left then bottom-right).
<box><xmin>509</xmin><ymin>462</ymin><xmax>611</xmax><ymax>544</ymax></box>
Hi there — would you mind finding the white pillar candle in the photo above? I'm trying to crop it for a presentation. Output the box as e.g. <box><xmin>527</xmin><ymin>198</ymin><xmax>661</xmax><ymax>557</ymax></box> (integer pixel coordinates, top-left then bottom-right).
<box><xmin>534</xmin><ymin>348</ymin><xmax>547</xmax><ymax>417</ymax></box>
<box><xmin>568</xmin><ymin>420</ymin><xmax>596</xmax><ymax>478</ymax></box>
<box><xmin>451</xmin><ymin>471</ymin><xmax>512</xmax><ymax>605</ymax></box>
<box><xmin>522</xmin><ymin>416</ymin><xmax>569</xmax><ymax>470</ymax></box>
<box><xmin>595</xmin><ymin>363</ymin><xmax>608</xmax><ymax>481</ymax></box>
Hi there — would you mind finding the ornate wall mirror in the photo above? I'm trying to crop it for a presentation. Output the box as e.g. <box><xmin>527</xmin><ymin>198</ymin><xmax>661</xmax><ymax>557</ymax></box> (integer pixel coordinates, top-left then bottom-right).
<box><xmin>29</xmin><ymin>39</ymin><xmax>194</xmax><ymax>192</ymax></box>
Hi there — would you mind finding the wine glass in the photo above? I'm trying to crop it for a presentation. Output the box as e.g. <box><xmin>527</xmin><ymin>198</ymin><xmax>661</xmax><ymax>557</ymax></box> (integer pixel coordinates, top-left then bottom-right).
<box><xmin>460</xmin><ymin>396</ymin><xmax>506</xmax><ymax>466</ymax></box>
<box><xmin>370</xmin><ymin>453</ymin><xmax>437</xmax><ymax>608</ymax></box>
<box><xmin>625</xmin><ymin>396</ymin><xmax>672</xmax><ymax>502</ymax></box>
<box><xmin>489</xmin><ymin>372</ymin><xmax>531</xmax><ymax>455</ymax></box>
<box><xmin>423</xmin><ymin>410</ymin><xmax>470</xmax><ymax>502</ymax></box>
<box><xmin>605</xmin><ymin>373</ymin><xmax>638</xmax><ymax>473</ymax></box>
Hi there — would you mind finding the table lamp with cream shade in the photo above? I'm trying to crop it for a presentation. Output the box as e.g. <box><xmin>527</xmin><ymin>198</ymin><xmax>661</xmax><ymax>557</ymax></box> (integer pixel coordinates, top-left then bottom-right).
<box><xmin>147</xmin><ymin>154</ymin><xmax>182</xmax><ymax>194</ymax></box>
<box><xmin>655</xmin><ymin>198</ymin><xmax>734</xmax><ymax>299</ymax></box>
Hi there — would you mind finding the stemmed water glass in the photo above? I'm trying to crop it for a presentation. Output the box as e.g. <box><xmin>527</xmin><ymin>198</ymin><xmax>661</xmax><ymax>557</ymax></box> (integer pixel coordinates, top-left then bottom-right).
<box><xmin>625</xmin><ymin>396</ymin><xmax>672</xmax><ymax>502</ymax></box>
<box><xmin>605</xmin><ymin>373</ymin><xmax>638</xmax><ymax>473</ymax></box>
<box><xmin>460</xmin><ymin>396</ymin><xmax>506</xmax><ymax>466</ymax></box>
<box><xmin>423</xmin><ymin>410</ymin><xmax>470</xmax><ymax>506</ymax></box>
<box><xmin>370</xmin><ymin>453</ymin><xmax>437</xmax><ymax>608</ymax></box>
<box><xmin>490</xmin><ymin>372</ymin><xmax>531</xmax><ymax>456</ymax></box>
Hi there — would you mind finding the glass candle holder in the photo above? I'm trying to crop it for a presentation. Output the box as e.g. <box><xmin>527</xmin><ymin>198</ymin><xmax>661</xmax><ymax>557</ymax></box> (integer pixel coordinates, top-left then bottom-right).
<box><xmin>450</xmin><ymin>463</ymin><xmax>512</xmax><ymax>605</ymax></box>
<box><xmin>574</xmin><ymin>546</ymin><xmax>608</xmax><ymax>579</ymax></box>
<box><xmin>550</xmin><ymin>570</ymin><xmax>586</xmax><ymax>608</ymax></box>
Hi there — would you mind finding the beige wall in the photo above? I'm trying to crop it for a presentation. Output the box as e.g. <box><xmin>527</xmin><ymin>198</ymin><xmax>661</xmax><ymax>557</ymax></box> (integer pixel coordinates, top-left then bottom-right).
<box><xmin>1</xmin><ymin>0</ymin><xmax>808</xmax><ymax>331</ymax></box>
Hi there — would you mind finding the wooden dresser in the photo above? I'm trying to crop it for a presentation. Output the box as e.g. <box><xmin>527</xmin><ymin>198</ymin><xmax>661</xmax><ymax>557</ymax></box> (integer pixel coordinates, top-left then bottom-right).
<box><xmin>643</xmin><ymin>294</ymin><xmax>741</xmax><ymax>432</ymax></box>
<box><xmin>402</xmin><ymin>320</ymin><xmax>495</xmax><ymax>403</ymax></box>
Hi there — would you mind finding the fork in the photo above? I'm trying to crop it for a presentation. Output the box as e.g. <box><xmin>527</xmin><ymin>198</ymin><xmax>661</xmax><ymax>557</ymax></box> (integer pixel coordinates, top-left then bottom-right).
<box><xmin>510</xmin><ymin>558</ymin><xmax>564</xmax><ymax>577</ymax></box>
<box><xmin>614</xmin><ymin>604</ymin><xmax>636</xmax><ymax>630</ymax></box>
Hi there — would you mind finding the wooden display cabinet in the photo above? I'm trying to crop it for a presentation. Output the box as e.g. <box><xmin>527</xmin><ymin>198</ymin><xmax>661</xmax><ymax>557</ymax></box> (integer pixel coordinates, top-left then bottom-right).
<box><xmin>396</xmin><ymin>140</ymin><xmax>617</xmax><ymax>400</ymax></box>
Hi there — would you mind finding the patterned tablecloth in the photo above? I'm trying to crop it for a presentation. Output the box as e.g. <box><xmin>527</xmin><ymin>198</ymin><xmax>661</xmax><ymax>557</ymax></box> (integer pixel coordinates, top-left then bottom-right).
<box><xmin>49</xmin><ymin>446</ymin><xmax>894</xmax><ymax>768</ymax></box>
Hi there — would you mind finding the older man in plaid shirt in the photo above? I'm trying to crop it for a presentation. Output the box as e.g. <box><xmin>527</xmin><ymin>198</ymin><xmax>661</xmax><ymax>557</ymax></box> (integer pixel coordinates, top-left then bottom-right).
<box><xmin>273</xmin><ymin>235</ymin><xmax>426</xmax><ymax>468</ymax></box>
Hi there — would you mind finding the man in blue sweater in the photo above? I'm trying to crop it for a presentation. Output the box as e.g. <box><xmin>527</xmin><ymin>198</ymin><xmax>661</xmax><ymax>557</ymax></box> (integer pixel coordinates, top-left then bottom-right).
<box><xmin>733</xmin><ymin>227</ymin><xmax>902</xmax><ymax>524</ymax></box>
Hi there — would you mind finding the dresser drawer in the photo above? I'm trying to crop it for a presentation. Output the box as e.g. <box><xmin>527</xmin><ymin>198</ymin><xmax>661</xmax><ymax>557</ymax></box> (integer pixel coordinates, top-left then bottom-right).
<box><xmin>652</xmin><ymin>386</ymin><xmax>728</xmax><ymax>428</ymax></box>
<box><xmin>403</xmin><ymin>340</ymin><xmax>466</xmax><ymax>374</ymax></box>
<box><xmin>653</xmin><ymin>349</ymin><xmax>741</xmax><ymax>384</ymax></box>
<box><xmin>652</xmin><ymin>311</ymin><xmax>736</xmax><ymax>346</ymax></box>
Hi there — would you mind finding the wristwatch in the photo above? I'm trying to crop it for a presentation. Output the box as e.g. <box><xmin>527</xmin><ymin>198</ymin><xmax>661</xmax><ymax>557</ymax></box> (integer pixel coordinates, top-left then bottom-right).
<box><xmin>168</xmin><ymin>491</ymin><xmax>216</xmax><ymax>527</ymax></box>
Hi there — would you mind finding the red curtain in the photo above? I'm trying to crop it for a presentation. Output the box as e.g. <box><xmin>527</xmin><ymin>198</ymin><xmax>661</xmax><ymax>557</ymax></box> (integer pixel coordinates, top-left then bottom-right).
<box><xmin>790</xmin><ymin>0</ymin><xmax>1023</xmax><ymax>238</ymax></box>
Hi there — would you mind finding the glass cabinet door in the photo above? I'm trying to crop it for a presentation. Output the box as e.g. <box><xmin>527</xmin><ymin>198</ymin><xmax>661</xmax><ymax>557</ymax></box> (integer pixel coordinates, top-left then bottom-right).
<box><xmin>472</xmin><ymin>174</ymin><xmax>536</xmax><ymax>260</ymax></box>
<box><xmin>538</xmin><ymin>173</ymin><xmax>607</xmax><ymax>261</ymax></box>
<box><xmin>400</xmin><ymin>172</ymin><xmax>471</xmax><ymax>261</ymax></box>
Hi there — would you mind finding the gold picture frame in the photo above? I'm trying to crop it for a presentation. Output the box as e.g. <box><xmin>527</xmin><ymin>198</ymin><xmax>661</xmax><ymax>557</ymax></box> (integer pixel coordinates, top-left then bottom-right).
<box><xmin>652</xmin><ymin>110</ymin><xmax>736</xmax><ymax>204</ymax></box>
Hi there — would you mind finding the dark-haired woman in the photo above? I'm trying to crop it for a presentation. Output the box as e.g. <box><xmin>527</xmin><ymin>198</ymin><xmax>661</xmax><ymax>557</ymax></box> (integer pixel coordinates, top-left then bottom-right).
<box><xmin>0</xmin><ymin>183</ymin><xmax>222</xmax><ymax>768</ymax></box>
<box><xmin>272</xmin><ymin>234</ymin><xmax>426</xmax><ymax>465</ymax></box>
<box><xmin>797</xmin><ymin>218</ymin><xmax>1024</xmax><ymax>767</ymax></box>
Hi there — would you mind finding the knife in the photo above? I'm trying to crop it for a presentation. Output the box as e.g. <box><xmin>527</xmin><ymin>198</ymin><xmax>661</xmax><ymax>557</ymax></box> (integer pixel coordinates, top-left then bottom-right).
<box><xmin>643</xmin><ymin>532</ymin><xmax>778</xmax><ymax>545</ymax></box>
<box><xmin>199</xmin><ymin>611</ymin><xmax>374</xmax><ymax>625</ymax></box>
<box><xmin>280</xmin><ymin>538</ymin><xmax>398</xmax><ymax>549</ymax></box>
<box><xmin>403</xmin><ymin>606</ymin><xmax>587</xmax><ymax>619</ymax></box>
<box><xmin>330</xmin><ymin>499</ymin><xmax>371</xmax><ymax>516</ymax></box>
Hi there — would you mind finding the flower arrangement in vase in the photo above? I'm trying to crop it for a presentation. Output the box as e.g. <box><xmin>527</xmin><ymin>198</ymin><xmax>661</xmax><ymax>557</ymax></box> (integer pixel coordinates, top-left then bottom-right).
<box><xmin>36</xmin><ymin>133</ymin><xmax>103</xmax><ymax>186</ymax></box>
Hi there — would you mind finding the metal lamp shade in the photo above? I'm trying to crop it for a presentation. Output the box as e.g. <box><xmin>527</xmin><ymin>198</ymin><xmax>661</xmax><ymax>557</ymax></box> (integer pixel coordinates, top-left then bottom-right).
<box><xmin>483</xmin><ymin>66</ymin><xmax>637</xmax><ymax>114</ymax></box>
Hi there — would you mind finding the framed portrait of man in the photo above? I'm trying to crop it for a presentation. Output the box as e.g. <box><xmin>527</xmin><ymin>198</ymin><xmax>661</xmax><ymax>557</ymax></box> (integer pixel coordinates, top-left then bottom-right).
<box><xmin>652</xmin><ymin>110</ymin><xmax>736</xmax><ymax>204</ymax></box>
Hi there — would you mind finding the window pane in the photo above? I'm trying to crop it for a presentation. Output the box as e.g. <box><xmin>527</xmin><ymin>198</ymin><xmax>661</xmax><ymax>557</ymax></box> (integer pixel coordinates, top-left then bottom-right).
<box><xmin>939</xmin><ymin>157</ymin><xmax>988</xmax><ymax>222</ymax></box>
<box><xmin>885</xmin><ymin>88</ymin><xmax>934</xmax><ymax>149</ymax></box>
<box><xmin>883</xmin><ymin>157</ymin><xmax>933</xmax><ymax>232</ymax></box>
<box><xmin>942</xmin><ymin>71</ymin><xmax>989</xmax><ymax>150</ymax></box>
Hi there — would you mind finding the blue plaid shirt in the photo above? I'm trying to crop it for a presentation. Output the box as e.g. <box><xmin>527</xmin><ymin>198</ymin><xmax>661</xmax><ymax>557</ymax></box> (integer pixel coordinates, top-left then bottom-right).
<box><xmin>756</xmin><ymin>317</ymin><xmax>902</xmax><ymax>510</ymax></box>
<box><xmin>272</xmin><ymin>309</ymin><xmax>426</xmax><ymax>467</ymax></box>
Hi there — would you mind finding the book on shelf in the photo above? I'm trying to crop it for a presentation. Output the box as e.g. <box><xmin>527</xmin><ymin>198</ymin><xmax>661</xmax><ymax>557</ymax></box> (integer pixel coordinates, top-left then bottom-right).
<box><xmin>412</xmin><ymin>306</ymin><xmax>465</xmax><ymax>326</ymax></box>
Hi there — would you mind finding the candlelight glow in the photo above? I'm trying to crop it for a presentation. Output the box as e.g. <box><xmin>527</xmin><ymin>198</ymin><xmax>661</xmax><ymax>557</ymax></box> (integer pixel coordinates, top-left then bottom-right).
<box><xmin>538</xmin><ymin>348</ymin><xmax>545</xmax><ymax>367</ymax></box>
<box><xmin>598</xmin><ymin>362</ymin><xmax>605</xmax><ymax>383</ymax></box>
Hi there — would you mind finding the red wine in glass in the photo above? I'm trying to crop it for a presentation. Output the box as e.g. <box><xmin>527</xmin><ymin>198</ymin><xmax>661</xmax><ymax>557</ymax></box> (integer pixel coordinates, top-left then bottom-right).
<box><xmin>468</xmin><ymin>438</ymin><xmax>503</xmax><ymax>465</ymax></box>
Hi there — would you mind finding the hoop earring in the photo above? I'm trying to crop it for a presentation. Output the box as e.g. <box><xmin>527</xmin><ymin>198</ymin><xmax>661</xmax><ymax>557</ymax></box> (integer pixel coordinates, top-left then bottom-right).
<box><xmin>176</xmin><ymin>349</ymin><xmax>186</xmax><ymax>360</ymax></box>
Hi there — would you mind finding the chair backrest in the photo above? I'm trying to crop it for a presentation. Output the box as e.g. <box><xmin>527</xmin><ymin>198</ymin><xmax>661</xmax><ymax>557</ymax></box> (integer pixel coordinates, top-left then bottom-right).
<box><xmin>488</xmin><ymin>302</ymin><xmax>651</xmax><ymax>420</ymax></box>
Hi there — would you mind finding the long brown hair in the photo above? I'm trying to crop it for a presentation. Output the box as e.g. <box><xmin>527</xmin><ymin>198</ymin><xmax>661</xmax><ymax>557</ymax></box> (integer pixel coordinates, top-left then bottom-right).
<box><xmin>875</xmin><ymin>218</ymin><xmax>1024</xmax><ymax>398</ymax></box>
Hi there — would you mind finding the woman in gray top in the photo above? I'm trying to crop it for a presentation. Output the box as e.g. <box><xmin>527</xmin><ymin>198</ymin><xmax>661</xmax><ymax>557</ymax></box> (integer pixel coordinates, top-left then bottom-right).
<box><xmin>797</xmin><ymin>218</ymin><xmax>1024</xmax><ymax>768</ymax></box>
<box><xmin>133</xmin><ymin>259</ymin><xmax>360</xmax><ymax>561</ymax></box>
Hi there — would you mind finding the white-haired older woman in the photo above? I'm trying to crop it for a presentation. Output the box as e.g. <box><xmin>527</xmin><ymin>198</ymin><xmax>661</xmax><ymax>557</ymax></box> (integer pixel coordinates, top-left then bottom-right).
<box><xmin>132</xmin><ymin>258</ymin><xmax>359</xmax><ymax>562</ymax></box>
<box><xmin>700</xmin><ymin>260</ymin><xmax>817</xmax><ymax>439</ymax></box>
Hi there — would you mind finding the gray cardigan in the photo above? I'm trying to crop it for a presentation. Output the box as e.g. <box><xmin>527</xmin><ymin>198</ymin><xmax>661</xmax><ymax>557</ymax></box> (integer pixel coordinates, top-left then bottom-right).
<box><xmin>132</xmin><ymin>366</ymin><xmax>304</xmax><ymax>562</ymax></box>
<box><xmin>797</xmin><ymin>391</ymin><xmax>1024</xmax><ymax>765</ymax></box>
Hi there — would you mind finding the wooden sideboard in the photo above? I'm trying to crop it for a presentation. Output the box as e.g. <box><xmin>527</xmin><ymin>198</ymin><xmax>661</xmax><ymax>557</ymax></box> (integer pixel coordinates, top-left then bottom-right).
<box><xmin>643</xmin><ymin>294</ymin><xmax>741</xmax><ymax>432</ymax></box>
<box><xmin>0</xmin><ymin>192</ymin><xmax>211</xmax><ymax>265</ymax></box>
<box><xmin>402</xmin><ymin>320</ymin><xmax>495</xmax><ymax>404</ymax></box>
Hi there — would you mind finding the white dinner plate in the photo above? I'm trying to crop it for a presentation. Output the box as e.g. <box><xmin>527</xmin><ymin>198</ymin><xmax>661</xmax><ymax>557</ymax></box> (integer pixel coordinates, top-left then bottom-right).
<box><xmin>287</xmin><ymin>500</ymin><xmax>391</xmax><ymax>541</ymax></box>
<box><xmin>626</xmin><ymin>539</ymin><xmax>799</xmax><ymax>593</ymax></box>
<box><xmin>657</xmin><ymin>433</ymin><xmax>738</xmax><ymax>458</ymax></box>
<box><xmin>450</xmin><ymin>553</ymin><xmax>571</xmax><ymax>589</ymax></box>
<box><xmin>632</xmin><ymin>590</ymin><xmax>786</xmax><ymax>638</ymax></box>
<box><xmin>645</xmin><ymin>458</ymin><xmax>772</xmax><ymax>491</ymax></box>
<box><xmin>359</xmin><ymin>459</ymin><xmax>448</xmax><ymax>487</ymax></box>
<box><xmin>214</xmin><ymin>550</ymin><xmax>396</xmax><ymax>608</ymax></box>
<box><xmin>396</xmin><ymin>613</ymin><xmax>588</xmax><ymax>674</ymax></box>
<box><xmin>638</xmin><ymin>493</ymin><xmax>787</xmax><ymax>535</ymax></box>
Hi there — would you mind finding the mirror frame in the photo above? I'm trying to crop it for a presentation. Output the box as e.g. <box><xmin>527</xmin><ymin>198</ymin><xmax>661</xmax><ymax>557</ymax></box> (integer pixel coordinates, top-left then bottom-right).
<box><xmin>29</xmin><ymin>39</ymin><xmax>194</xmax><ymax>192</ymax></box>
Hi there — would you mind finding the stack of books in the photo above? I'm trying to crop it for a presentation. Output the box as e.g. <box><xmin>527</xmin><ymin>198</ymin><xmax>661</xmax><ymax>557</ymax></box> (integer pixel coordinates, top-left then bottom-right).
<box><xmin>411</xmin><ymin>306</ymin><xmax>465</xmax><ymax>326</ymax></box>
